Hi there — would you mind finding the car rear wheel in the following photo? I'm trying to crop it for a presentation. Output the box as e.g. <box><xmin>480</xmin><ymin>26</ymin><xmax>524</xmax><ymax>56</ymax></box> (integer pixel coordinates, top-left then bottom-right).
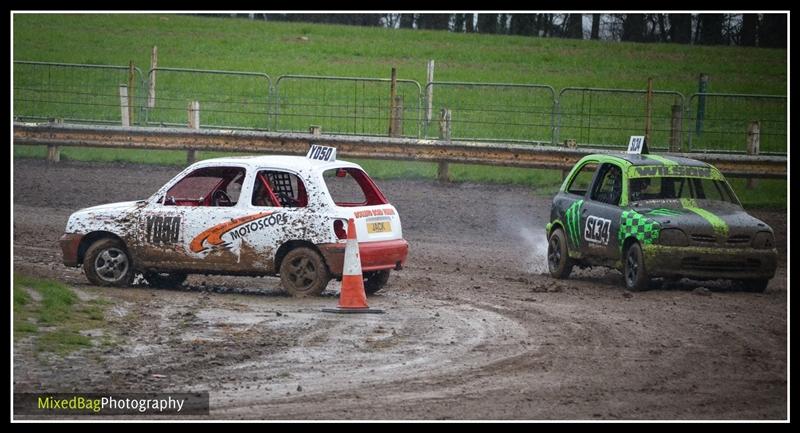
<box><xmin>84</xmin><ymin>238</ymin><xmax>135</xmax><ymax>287</ymax></box>
<box><xmin>547</xmin><ymin>228</ymin><xmax>573</xmax><ymax>279</ymax></box>
<box><xmin>280</xmin><ymin>247</ymin><xmax>331</xmax><ymax>297</ymax></box>
<box><xmin>624</xmin><ymin>243</ymin><xmax>650</xmax><ymax>291</ymax></box>
<box><xmin>364</xmin><ymin>270</ymin><xmax>391</xmax><ymax>295</ymax></box>
<box><xmin>741</xmin><ymin>278</ymin><xmax>769</xmax><ymax>293</ymax></box>
<box><xmin>144</xmin><ymin>272</ymin><xmax>188</xmax><ymax>289</ymax></box>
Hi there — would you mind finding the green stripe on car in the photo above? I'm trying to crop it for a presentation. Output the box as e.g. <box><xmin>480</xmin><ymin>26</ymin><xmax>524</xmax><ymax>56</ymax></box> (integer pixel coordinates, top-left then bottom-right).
<box><xmin>565</xmin><ymin>200</ymin><xmax>583</xmax><ymax>249</ymax></box>
<box><xmin>680</xmin><ymin>198</ymin><xmax>729</xmax><ymax>238</ymax></box>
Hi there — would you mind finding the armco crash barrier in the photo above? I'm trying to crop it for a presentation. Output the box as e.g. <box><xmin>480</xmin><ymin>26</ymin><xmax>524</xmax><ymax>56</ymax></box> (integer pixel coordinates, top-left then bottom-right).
<box><xmin>322</xmin><ymin>218</ymin><xmax>385</xmax><ymax>314</ymax></box>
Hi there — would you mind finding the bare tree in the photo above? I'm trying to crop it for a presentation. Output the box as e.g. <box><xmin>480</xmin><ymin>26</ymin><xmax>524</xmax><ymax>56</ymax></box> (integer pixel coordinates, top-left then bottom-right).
<box><xmin>740</xmin><ymin>14</ymin><xmax>757</xmax><ymax>46</ymax></box>
<box><xmin>453</xmin><ymin>14</ymin><xmax>465</xmax><ymax>32</ymax></box>
<box><xmin>399</xmin><ymin>14</ymin><xmax>414</xmax><ymax>29</ymax></box>
<box><xmin>622</xmin><ymin>14</ymin><xmax>646</xmax><ymax>42</ymax></box>
<box><xmin>465</xmin><ymin>13</ymin><xmax>474</xmax><ymax>32</ymax></box>
<box><xmin>477</xmin><ymin>13</ymin><xmax>499</xmax><ymax>34</ymax></box>
<box><xmin>759</xmin><ymin>13</ymin><xmax>787</xmax><ymax>48</ymax></box>
<box><xmin>697</xmin><ymin>14</ymin><xmax>724</xmax><ymax>45</ymax></box>
<box><xmin>565</xmin><ymin>14</ymin><xmax>583</xmax><ymax>39</ymax></box>
<box><xmin>669</xmin><ymin>14</ymin><xmax>692</xmax><ymax>44</ymax></box>
<box><xmin>591</xmin><ymin>14</ymin><xmax>601</xmax><ymax>40</ymax></box>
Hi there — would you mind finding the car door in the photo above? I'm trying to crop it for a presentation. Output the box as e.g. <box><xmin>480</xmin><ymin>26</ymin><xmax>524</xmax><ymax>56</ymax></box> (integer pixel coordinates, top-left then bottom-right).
<box><xmin>557</xmin><ymin>160</ymin><xmax>599</xmax><ymax>253</ymax></box>
<box><xmin>134</xmin><ymin>165</ymin><xmax>253</xmax><ymax>272</ymax></box>
<box><xmin>580</xmin><ymin>162</ymin><xmax>624</xmax><ymax>260</ymax></box>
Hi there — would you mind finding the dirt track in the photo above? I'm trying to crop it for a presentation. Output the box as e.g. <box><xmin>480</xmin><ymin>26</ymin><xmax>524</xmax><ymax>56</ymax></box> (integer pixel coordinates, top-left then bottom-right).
<box><xmin>13</xmin><ymin>159</ymin><xmax>788</xmax><ymax>420</ymax></box>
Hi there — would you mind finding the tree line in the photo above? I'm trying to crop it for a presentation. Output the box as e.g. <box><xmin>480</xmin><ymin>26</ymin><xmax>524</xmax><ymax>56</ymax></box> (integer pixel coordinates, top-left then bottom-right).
<box><xmin>218</xmin><ymin>13</ymin><xmax>786</xmax><ymax>48</ymax></box>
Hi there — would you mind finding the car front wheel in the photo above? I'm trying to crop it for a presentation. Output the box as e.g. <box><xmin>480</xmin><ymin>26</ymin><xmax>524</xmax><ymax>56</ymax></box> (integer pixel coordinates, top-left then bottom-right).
<box><xmin>624</xmin><ymin>242</ymin><xmax>650</xmax><ymax>291</ymax></box>
<box><xmin>84</xmin><ymin>238</ymin><xmax>135</xmax><ymax>287</ymax></box>
<box><xmin>547</xmin><ymin>228</ymin><xmax>573</xmax><ymax>279</ymax></box>
<box><xmin>279</xmin><ymin>247</ymin><xmax>331</xmax><ymax>297</ymax></box>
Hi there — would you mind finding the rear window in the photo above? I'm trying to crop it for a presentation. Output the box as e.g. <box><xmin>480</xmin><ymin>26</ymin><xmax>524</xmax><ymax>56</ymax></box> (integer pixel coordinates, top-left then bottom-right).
<box><xmin>323</xmin><ymin>167</ymin><xmax>388</xmax><ymax>207</ymax></box>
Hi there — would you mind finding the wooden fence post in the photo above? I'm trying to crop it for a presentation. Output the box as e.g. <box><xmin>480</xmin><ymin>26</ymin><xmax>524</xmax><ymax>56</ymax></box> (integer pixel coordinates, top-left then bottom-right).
<box><xmin>425</xmin><ymin>60</ymin><xmax>434</xmax><ymax>127</ymax></box>
<box><xmin>437</xmin><ymin>108</ymin><xmax>451</xmax><ymax>183</ymax></box>
<box><xmin>670</xmin><ymin>104</ymin><xmax>683</xmax><ymax>152</ymax></box>
<box><xmin>148</xmin><ymin>46</ymin><xmax>157</xmax><ymax>109</ymax></box>
<box><xmin>128</xmin><ymin>61</ymin><xmax>135</xmax><ymax>125</ymax></box>
<box><xmin>746</xmin><ymin>121</ymin><xmax>760</xmax><ymax>189</ymax></box>
<box><xmin>388</xmin><ymin>67</ymin><xmax>398</xmax><ymax>136</ymax></box>
<box><xmin>695</xmin><ymin>73</ymin><xmax>709</xmax><ymax>137</ymax></box>
<box><xmin>187</xmin><ymin>101</ymin><xmax>200</xmax><ymax>164</ymax></box>
<box><xmin>645</xmin><ymin>77</ymin><xmax>653</xmax><ymax>145</ymax></box>
<box><xmin>119</xmin><ymin>85</ymin><xmax>130</xmax><ymax>127</ymax></box>
<box><xmin>390</xmin><ymin>95</ymin><xmax>403</xmax><ymax>137</ymax></box>
<box><xmin>46</xmin><ymin>118</ymin><xmax>63</xmax><ymax>163</ymax></box>
<box><xmin>562</xmin><ymin>139</ymin><xmax>577</xmax><ymax>179</ymax></box>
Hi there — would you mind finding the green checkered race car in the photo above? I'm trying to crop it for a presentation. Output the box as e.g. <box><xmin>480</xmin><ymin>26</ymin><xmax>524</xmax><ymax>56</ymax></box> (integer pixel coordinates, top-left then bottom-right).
<box><xmin>545</xmin><ymin>153</ymin><xmax>778</xmax><ymax>292</ymax></box>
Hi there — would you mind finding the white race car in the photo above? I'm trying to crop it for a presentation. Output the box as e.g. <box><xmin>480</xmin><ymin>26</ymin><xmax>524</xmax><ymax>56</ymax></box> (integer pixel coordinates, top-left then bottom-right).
<box><xmin>60</xmin><ymin>146</ymin><xmax>409</xmax><ymax>296</ymax></box>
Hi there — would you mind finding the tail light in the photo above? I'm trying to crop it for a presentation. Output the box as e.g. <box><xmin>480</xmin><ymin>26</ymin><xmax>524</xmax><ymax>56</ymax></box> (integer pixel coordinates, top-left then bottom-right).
<box><xmin>333</xmin><ymin>219</ymin><xmax>347</xmax><ymax>240</ymax></box>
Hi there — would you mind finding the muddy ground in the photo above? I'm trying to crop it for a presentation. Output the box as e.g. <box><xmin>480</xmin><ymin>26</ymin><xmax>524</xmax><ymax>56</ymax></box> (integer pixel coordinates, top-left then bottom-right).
<box><xmin>12</xmin><ymin>159</ymin><xmax>788</xmax><ymax>420</ymax></box>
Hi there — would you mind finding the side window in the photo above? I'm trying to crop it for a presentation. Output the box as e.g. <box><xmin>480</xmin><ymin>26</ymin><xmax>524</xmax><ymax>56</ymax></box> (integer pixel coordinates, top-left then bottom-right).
<box><xmin>566</xmin><ymin>162</ymin><xmax>598</xmax><ymax>196</ymax></box>
<box><xmin>323</xmin><ymin>167</ymin><xmax>388</xmax><ymax>207</ymax></box>
<box><xmin>164</xmin><ymin>166</ymin><xmax>245</xmax><ymax>207</ymax></box>
<box><xmin>252</xmin><ymin>170</ymin><xmax>308</xmax><ymax>208</ymax></box>
<box><xmin>590</xmin><ymin>163</ymin><xmax>623</xmax><ymax>206</ymax></box>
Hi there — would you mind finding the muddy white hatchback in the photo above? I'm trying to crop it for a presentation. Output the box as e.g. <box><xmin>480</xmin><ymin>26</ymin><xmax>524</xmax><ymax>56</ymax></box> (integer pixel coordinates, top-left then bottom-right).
<box><xmin>60</xmin><ymin>146</ymin><xmax>409</xmax><ymax>296</ymax></box>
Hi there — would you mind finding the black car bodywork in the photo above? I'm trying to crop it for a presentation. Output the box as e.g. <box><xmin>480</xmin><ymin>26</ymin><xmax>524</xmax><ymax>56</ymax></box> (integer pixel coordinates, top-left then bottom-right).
<box><xmin>546</xmin><ymin>153</ymin><xmax>778</xmax><ymax>291</ymax></box>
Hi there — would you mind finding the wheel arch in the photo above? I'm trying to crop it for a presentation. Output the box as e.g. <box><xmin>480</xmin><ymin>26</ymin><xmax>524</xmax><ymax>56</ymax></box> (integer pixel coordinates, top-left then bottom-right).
<box><xmin>78</xmin><ymin>231</ymin><xmax>128</xmax><ymax>265</ymax></box>
<box><xmin>621</xmin><ymin>236</ymin><xmax>640</xmax><ymax>257</ymax></box>
<box><xmin>274</xmin><ymin>240</ymin><xmax>328</xmax><ymax>273</ymax></box>
<box><xmin>548</xmin><ymin>220</ymin><xmax>566</xmax><ymax>237</ymax></box>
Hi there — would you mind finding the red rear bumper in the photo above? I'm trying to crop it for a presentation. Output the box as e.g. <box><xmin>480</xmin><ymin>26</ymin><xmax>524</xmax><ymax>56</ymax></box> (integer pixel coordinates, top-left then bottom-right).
<box><xmin>318</xmin><ymin>239</ymin><xmax>409</xmax><ymax>276</ymax></box>
<box><xmin>60</xmin><ymin>233</ymin><xmax>84</xmax><ymax>267</ymax></box>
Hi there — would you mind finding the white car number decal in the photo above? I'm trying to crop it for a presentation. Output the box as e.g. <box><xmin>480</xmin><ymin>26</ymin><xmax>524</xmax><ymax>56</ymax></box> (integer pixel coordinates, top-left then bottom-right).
<box><xmin>584</xmin><ymin>216</ymin><xmax>612</xmax><ymax>245</ymax></box>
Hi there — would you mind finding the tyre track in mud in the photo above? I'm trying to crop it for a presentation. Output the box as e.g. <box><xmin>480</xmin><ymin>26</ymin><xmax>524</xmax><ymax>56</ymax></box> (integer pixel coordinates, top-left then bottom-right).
<box><xmin>13</xmin><ymin>159</ymin><xmax>788</xmax><ymax>420</ymax></box>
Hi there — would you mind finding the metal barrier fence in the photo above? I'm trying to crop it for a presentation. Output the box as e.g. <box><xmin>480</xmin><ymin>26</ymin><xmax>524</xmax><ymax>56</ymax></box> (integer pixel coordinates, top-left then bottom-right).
<box><xmin>12</xmin><ymin>61</ymin><xmax>788</xmax><ymax>155</ymax></box>
<box><xmin>556</xmin><ymin>88</ymin><xmax>685</xmax><ymax>151</ymax></box>
<box><xmin>13</xmin><ymin>61</ymin><xmax>146</xmax><ymax>125</ymax></box>
<box><xmin>423</xmin><ymin>82</ymin><xmax>556</xmax><ymax>143</ymax></box>
<box><xmin>145</xmin><ymin>67</ymin><xmax>272</xmax><ymax>130</ymax></box>
<box><xmin>274</xmin><ymin>75</ymin><xmax>422</xmax><ymax>137</ymax></box>
<box><xmin>684</xmin><ymin>93</ymin><xmax>787</xmax><ymax>155</ymax></box>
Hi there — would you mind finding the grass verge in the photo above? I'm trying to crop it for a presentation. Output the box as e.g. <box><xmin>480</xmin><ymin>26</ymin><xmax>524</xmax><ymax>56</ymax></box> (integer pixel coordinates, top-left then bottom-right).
<box><xmin>13</xmin><ymin>274</ymin><xmax>113</xmax><ymax>354</ymax></box>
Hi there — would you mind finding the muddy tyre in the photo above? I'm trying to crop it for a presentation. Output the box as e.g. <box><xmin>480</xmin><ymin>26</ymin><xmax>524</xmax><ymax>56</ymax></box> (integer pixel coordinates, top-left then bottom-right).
<box><xmin>547</xmin><ymin>228</ymin><xmax>573</xmax><ymax>279</ymax></box>
<box><xmin>624</xmin><ymin>243</ymin><xmax>650</xmax><ymax>291</ymax></box>
<box><xmin>84</xmin><ymin>238</ymin><xmax>135</xmax><ymax>287</ymax></box>
<box><xmin>741</xmin><ymin>278</ymin><xmax>769</xmax><ymax>293</ymax></box>
<box><xmin>364</xmin><ymin>270</ymin><xmax>391</xmax><ymax>295</ymax></box>
<box><xmin>144</xmin><ymin>272</ymin><xmax>188</xmax><ymax>289</ymax></box>
<box><xmin>279</xmin><ymin>247</ymin><xmax>331</xmax><ymax>297</ymax></box>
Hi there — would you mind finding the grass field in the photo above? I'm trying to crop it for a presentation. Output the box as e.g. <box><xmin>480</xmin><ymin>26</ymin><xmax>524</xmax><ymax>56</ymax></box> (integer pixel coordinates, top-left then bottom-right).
<box><xmin>12</xmin><ymin>13</ymin><xmax>787</xmax><ymax>208</ymax></box>
<box><xmin>14</xmin><ymin>274</ymin><xmax>113</xmax><ymax>354</ymax></box>
<box><xmin>12</xmin><ymin>14</ymin><xmax>787</xmax><ymax>94</ymax></box>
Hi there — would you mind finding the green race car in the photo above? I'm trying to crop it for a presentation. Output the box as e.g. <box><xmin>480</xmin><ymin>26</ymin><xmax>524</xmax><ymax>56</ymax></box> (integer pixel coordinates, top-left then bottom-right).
<box><xmin>546</xmin><ymin>153</ymin><xmax>778</xmax><ymax>292</ymax></box>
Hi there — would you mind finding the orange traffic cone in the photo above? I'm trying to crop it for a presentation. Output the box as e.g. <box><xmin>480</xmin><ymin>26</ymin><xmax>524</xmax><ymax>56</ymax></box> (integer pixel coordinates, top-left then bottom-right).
<box><xmin>322</xmin><ymin>218</ymin><xmax>384</xmax><ymax>314</ymax></box>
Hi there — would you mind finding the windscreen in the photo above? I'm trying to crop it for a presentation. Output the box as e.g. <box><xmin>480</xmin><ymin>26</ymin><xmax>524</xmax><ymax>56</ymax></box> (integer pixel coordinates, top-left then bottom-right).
<box><xmin>629</xmin><ymin>176</ymin><xmax>740</xmax><ymax>205</ymax></box>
